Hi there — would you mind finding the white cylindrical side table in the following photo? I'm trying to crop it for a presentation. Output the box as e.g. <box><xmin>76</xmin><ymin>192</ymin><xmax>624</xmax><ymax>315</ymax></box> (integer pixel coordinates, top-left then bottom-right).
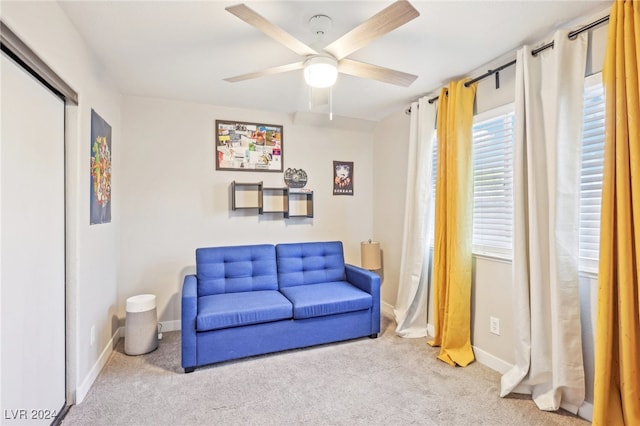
<box><xmin>125</xmin><ymin>294</ymin><xmax>158</xmax><ymax>355</ymax></box>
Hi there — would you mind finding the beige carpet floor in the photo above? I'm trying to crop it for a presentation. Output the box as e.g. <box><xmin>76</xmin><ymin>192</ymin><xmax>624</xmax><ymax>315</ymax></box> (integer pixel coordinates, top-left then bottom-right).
<box><xmin>62</xmin><ymin>314</ymin><xmax>588</xmax><ymax>425</ymax></box>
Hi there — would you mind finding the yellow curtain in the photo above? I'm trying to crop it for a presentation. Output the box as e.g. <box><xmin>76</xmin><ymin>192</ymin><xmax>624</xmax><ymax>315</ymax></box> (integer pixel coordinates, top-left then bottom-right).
<box><xmin>429</xmin><ymin>79</ymin><xmax>477</xmax><ymax>367</ymax></box>
<box><xmin>593</xmin><ymin>1</ymin><xmax>640</xmax><ymax>424</ymax></box>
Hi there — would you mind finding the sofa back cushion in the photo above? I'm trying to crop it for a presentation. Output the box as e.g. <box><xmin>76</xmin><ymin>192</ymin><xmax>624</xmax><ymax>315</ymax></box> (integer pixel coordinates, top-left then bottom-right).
<box><xmin>196</xmin><ymin>244</ymin><xmax>278</xmax><ymax>297</ymax></box>
<box><xmin>276</xmin><ymin>241</ymin><xmax>346</xmax><ymax>288</ymax></box>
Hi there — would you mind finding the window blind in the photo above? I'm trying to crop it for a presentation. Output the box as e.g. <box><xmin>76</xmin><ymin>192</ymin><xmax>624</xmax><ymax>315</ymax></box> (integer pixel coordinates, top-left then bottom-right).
<box><xmin>579</xmin><ymin>75</ymin><xmax>605</xmax><ymax>273</ymax></box>
<box><xmin>428</xmin><ymin>134</ymin><xmax>438</xmax><ymax>245</ymax></box>
<box><xmin>472</xmin><ymin>106</ymin><xmax>515</xmax><ymax>258</ymax></box>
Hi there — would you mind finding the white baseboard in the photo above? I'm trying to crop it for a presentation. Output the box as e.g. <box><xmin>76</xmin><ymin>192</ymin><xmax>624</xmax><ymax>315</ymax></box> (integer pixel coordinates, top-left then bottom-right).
<box><xmin>75</xmin><ymin>321</ymin><xmax>176</xmax><ymax>403</ymax></box>
<box><xmin>75</xmin><ymin>327</ymin><xmax>122</xmax><ymax>404</ymax></box>
<box><xmin>472</xmin><ymin>344</ymin><xmax>512</xmax><ymax>374</ymax></box>
<box><xmin>576</xmin><ymin>401</ymin><xmax>593</xmax><ymax>422</ymax></box>
<box><xmin>159</xmin><ymin>319</ymin><xmax>181</xmax><ymax>332</ymax></box>
<box><xmin>425</xmin><ymin>324</ymin><xmax>512</xmax><ymax>375</ymax></box>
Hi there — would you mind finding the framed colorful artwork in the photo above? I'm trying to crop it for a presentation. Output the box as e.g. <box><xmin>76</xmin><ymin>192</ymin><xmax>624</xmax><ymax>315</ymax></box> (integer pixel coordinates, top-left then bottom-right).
<box><xmin>333</xmin><ymin>160</ymin><xmax>353</xmax><ymax>196</ymax></box>
<box><xmin>215</xmin><ymin>120</ymin><xmax>283</xmax><ymax>172</ymax></box>
<box><xmin>90</xmin><ymin>109</ymin><xmax>112</xmax><ymax>225</ymax></box>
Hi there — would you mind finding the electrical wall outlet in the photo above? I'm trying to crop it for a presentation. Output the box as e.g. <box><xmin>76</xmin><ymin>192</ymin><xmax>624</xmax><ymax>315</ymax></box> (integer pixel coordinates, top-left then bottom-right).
<box><xmin>490</xmin><ymin>317</ymin><xmax>500</xmax><ymax>336</ymax></box>
<box><xmin>90</xmin><ymin>325</ymin><xmax>96</xmax><ymax>345</ymax></box>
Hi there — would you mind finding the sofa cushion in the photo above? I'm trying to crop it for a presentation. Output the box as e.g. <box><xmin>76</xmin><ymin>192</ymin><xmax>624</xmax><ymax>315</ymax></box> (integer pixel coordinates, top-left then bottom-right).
<box><xmin>196</xmin><ymin>244</ymin><xmax>278</xmax><ymax>297</ymax></box>
<box><xmin>279</xmin><ymin>281</ymin><xmax>372</xmax><ymax>319</ymax></box>
<box><xmin>197</xmin><ymin>290</ymin><xmax>292</xmax><ymax>331</ymax></box>
<box><xmin>276</xmin><ymin>241</ymin><xmax>346</xmax><ymax>288</ymax></box>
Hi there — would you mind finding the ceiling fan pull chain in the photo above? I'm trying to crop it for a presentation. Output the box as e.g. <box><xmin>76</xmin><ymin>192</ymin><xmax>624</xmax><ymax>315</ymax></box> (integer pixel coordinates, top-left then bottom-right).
<box><xmin>329</xmin><ymin>87</ymin><xmax>333</xmax><ymax>121</ymax></box>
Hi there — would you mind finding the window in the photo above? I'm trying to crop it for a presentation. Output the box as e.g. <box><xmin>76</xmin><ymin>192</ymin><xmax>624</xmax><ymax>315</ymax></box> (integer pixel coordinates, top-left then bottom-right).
<box><xmin>427</xmin><ymin>75</ymin><xmax>604</xmax><ymax>269</ymax></box>
<box><xmin>428</xmin><ymin>105</ymin><xmax>515</xmax><ymax>257</ymax></box>
<box><xmin>579</xmin><ymin>73</ymin><xmax>605</xmax><ymax>273</ymax></box>
<box><xmin>471</xmin><ymin>104</ymin><xmax>515</xmax><ymax>258</ymax></box>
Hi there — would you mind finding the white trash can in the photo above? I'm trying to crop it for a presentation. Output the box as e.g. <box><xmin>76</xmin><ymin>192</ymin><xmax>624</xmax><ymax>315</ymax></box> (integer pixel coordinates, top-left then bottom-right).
<box><xmin>125</xmin><ymin>294</ymin><xmax>158</xmax><ymax>355</ymax></box>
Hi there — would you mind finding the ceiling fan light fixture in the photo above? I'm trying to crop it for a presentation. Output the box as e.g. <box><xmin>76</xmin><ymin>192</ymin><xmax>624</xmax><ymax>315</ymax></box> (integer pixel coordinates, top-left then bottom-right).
<box><xmin>304</xmin><ymin>56</ymin><xmax>338</xmax><ymax>88</ymax></box>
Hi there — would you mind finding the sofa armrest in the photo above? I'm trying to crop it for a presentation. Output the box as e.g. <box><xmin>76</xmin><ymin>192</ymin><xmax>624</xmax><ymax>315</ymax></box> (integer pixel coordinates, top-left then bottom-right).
<box><xmin>181</xmin><ymin>274</ymin><xmax>198</xmax><ymax>369</ymax></box>
<box><xmin>345</xmin><ymin>264</ymin><xmax>381</xmax><ymax>335</ymax></box>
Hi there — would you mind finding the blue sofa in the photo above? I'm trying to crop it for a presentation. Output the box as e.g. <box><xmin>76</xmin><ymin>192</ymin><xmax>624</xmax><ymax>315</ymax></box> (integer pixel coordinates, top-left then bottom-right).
<box><xmin>181</xmin><ymin>241</ymin><xmax>380</xmax><ymax>372</ymax></box>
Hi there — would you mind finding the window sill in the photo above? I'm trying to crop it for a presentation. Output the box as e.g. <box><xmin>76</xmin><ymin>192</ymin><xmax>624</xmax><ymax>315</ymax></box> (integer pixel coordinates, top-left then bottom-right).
<box><xmin>472</xmin><ymin>252</ymin><xmax>512</xmax><ymax>264</ymax></box>
<box><xmin>471</xmin><ymin>253</ymin><xmax>600</xmax><ymax>279</ymax></box>
<box><xmin>433</xmin><ymin>246</ymin><xmax>598</xmax><ymax>277</ymax></box>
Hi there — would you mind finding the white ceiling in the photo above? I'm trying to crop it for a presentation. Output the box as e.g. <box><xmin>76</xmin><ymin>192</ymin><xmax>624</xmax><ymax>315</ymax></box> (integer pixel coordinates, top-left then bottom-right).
<box><xmin>58</xmin><ymin>0</ymin><xmax>611</xmax><ymax>122</ymax></box>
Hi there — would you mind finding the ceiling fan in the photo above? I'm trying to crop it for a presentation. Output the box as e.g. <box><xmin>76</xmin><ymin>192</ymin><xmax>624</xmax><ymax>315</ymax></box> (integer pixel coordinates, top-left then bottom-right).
<box><xmin>224</xmin><ymin>0</ymin><xmax>420</xmax><ymax>89</ymax></box>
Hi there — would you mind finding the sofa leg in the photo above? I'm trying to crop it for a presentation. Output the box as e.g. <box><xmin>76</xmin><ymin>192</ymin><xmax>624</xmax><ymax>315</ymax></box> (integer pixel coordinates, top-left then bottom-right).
<box><xmin>369</xmin><ymin>333</ymin><xmax>378</xmax><ymax>339</ymax></box>
<box><xmin>184</xmin><ymin>367</ymin><xmax>195</xmax><ymax>374</ymax></box>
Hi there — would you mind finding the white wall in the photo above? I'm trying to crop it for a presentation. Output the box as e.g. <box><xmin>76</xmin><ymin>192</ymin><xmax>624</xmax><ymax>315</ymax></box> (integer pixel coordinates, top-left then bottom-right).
<box><xmin>372</xmin><ymin>109</ymin><xmax>411</xmax><ymax>311</ymax></box>
<box><xmin>118</xmin><ymin>96</ymin><xmax>376</xmax><ymax>325</ymax></box>
<box><xmin>0</xmin><ymin>1</ymin><xmax>122</xmax><ymax>403</ymax></box>
<box><xmin>372</xmin><ymin>7</ymin><xmax>609</xmax><ymax>414</ymax></box>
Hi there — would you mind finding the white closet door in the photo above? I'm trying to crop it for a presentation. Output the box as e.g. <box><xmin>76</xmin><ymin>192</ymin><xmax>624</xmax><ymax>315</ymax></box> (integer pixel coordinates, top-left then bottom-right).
<box><xmin>1</xmin><ymin>52</ymin><xmax>66</xmax><ymax>424</ymax></box>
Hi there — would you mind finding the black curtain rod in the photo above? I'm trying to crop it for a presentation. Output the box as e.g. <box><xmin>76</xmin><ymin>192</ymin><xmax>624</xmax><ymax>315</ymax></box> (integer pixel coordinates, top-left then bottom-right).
<box><xmin>424</xmin><ymin>14</ymin><xmax>610</xmax><ymax>105</ymax></box>
<box><xmin>531</xmin><ymin>15</ymin><xmax>610</xmax><ymax>56</ymax></box>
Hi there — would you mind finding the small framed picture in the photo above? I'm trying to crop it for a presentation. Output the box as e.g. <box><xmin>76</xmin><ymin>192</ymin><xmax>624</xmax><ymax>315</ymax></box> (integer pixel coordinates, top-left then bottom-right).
<box><xmin>333</xmin><ymin>161</ymin><xmax>353</xmax><ymax>196</ymax></box>
<box><xmin>215</xmin><ymin>120</ymin><xmax>283</xmax><ymax>172</ymax></box>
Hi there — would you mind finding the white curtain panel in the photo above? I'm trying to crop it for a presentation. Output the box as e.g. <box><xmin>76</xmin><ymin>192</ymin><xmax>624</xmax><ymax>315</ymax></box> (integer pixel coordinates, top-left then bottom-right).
<box><xmin>394</xmin><ymin>97</ymin><xmax>436</xmax><ymax>338</ymax></box>
<box><xmin>500</xmin><ymin>30</ymin><xmax>587</xmax><ymax>413</ymax></box>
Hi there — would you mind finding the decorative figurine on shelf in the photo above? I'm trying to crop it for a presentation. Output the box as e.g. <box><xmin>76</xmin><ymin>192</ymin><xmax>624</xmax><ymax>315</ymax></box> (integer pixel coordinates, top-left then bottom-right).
<box><xmin>284</xmin><ymin>168</ymin><xmax>308</xmax><ymax>188</ymax></box>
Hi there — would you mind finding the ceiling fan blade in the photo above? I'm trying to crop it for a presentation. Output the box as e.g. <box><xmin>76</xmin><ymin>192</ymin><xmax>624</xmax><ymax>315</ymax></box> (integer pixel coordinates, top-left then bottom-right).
<box><xmin>226</xmin><ymin>4</ymin><xmax>317</xmax><ymax>57</ymax></box>
<box><xmin>338</xmin><ymin>58</ymin><xmax>417</xmax><ymax>87</ymax></box>
<box><xmin>224</xmin><ymin>61</ymin><xmax>305</xmax><ymax>83</ymax></box>
<box><xmin>324</xmin><ymin>0</ymin><xmax>419</xmax><ymax>60</ymax></box>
